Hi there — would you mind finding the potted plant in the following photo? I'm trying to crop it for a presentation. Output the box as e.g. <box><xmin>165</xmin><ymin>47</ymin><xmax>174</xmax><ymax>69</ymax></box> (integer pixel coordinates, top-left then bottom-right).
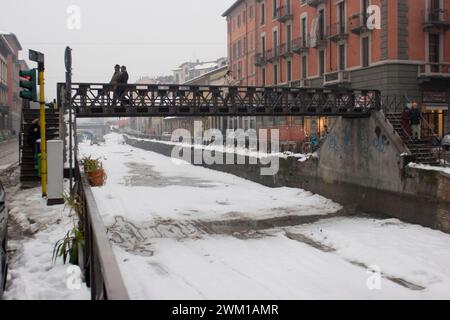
<box><xmin>52</xmin><ymin>226</ymin><xmax>85</xmax><ymax>265</ymax></box>
<box><xmin>81</xmin><ymin>156</ymin><xmax>106</xmax><ymax>187</ymax></box>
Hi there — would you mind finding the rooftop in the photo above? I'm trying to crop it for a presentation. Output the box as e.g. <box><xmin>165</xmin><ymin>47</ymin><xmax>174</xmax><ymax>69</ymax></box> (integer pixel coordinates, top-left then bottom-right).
<box><xmin>222</xmin><ymin>0</ymin><xmax>244</xmax><ymax>17</ymax></box>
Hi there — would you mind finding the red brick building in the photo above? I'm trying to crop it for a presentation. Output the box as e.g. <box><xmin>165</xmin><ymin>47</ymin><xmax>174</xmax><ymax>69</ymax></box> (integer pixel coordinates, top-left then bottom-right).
<box><xmin>0</xmin><ymin>32</ymin><xmax>22</xmax><ymax>139</ymax></box>
<box><xmin>223</xmin><ymin>0</ymin><xmax>450</xmax><ymax>137</ymax></box>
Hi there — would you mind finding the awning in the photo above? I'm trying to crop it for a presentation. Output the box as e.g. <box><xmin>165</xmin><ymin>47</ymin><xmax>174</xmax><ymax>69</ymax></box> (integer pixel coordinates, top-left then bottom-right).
<box><xmin>424</xmin><ymin>103</ymin><xmax>449</xmax><ymax>111</ymax></box>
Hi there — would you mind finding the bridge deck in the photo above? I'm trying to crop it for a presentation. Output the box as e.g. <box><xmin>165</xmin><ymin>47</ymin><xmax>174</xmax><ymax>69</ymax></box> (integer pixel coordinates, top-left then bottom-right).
<box><xmin>59</xmin><ymin>83</ymin><xmax>381</xmax><ymax>118</ymax></box>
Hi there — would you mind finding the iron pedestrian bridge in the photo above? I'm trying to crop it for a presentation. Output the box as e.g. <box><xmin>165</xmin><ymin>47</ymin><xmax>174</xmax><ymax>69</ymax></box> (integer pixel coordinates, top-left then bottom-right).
<box><xmin>58</xmin><ymin>83</ymin><xmax>381</xmax><ymax>118</ymax></box>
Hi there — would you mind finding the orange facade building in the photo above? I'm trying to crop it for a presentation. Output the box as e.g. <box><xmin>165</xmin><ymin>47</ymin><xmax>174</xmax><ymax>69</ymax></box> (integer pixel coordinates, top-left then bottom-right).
<box><xmin>223</xmin><ymin>0</ymin><xmax>450</xmax><ymax>136</ymax></box>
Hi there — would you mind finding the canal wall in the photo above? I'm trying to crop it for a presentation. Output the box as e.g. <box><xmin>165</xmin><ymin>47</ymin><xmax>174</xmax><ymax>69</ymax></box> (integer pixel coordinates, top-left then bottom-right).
<box><xmin>122</xmin><ymin>111</ymin><xmax>450</xmax><ymax>233</ymax></box>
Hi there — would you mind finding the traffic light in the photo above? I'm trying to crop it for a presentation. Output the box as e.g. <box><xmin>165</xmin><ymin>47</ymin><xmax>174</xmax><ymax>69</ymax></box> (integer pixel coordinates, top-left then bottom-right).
<box><xmin>19</xmin><ymin>69</ymin><xmax>37</xmax><ymax>101</ymax></box>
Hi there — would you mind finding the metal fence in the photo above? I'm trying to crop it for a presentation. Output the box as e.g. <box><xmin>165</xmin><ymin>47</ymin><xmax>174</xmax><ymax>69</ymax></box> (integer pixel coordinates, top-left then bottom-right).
<box><xmin>74</xmin><ymin>162</ymin><xmax>129</xmax><ymax>300</ymax></box>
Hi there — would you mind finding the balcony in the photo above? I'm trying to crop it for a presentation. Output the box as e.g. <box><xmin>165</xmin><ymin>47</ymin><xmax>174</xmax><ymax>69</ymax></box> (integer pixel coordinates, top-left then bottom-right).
<box><xmin>265</xmin><ymin>48</ymin><xmax>280</xmax><ymax>63</ymax></box>
<box><xmin>290</xmin><ymin>79</ymin><xmax>312</xmax><ymax>88</ymax></box>
<box><xmin>418</xmin><ymin>63</ymin><xmax>450</xmax><ymax>79</ymax></box>
<box><xmin>306</xmin><ymin>0</ymin><xmax>326</xmax><ymax>8</ymax></box>
<box><xmin>254</xmin><ymin>52</ymin><xmax>267</xmax><ymax>66</ymax></box>
<box><xmin>323</xmin><ymin>71</ymin><xmax>351</xmax><ymax>87</ymax></box>
<box><xmin>328</xmin><ymin>22</ymin><xmax>348</xmax><ymax>42</ymax></box>
<box><xmin>275</xmin><ymin>5</ymin><xmax>293</xmax><ymax>23</ymax></box>
<box><xmin>349</xmin><ymin>13</ymin><xmax>371</xmax><ymax>34</ymax></box>
<box><xmin>310</xmin><ymin>30</ymin><xmax>328</xmax><ymax>48</ymax></box>
<box><xmin>279</xmin><ymin>42</ymin><xmax>294</xmax><ymax>58</ymax></box>
<box><xmin>292</xmin><ymin>37</ymin><xmax>310</xmax><ymax>54</ymax></box>
<box><xmin>423</xmin><ymin>9</ymin><xmax>450</xmax><ymax>31</ymax></box>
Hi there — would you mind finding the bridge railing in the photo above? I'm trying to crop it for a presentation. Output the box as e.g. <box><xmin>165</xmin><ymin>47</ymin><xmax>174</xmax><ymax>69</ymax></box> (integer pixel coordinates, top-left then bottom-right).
<box><xmin>59</xmin><ymin>83</ymin><xmax>381</xmax><ymax>118</ymax></box>
<box><xmin>74</xmin><ymin>161</ymin><xmax>129</xmax><ymax>300</ymax></box>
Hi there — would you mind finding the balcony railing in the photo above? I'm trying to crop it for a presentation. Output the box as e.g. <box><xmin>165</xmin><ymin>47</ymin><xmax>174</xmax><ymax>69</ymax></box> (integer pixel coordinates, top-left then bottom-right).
<box><xmin>328</xmin><ymin>22</ymin><xmax>348</xmax><ymax>41</ymax></box>
<box><xmin>324</xmin><ymin>71</ymin><xmax>351</xmax><ymax>86</ymax></box>
<box><xmin>310</xmin><ymin>29</ymin><xmax>328</xmax><ymax>48</ymax></box>
<box><xmin>275</xmin><ymin>5</ymin><xmax>293</xmax><ymax>22</ymax></box>
<box><xmin>423</xmin><ymin>9</ymin><xmax>450</xmax><ymax>29</ymax></box>
<box><xmin>290</xmin><ymin>79</ymin><xmax>312</xmax><ymax>88</ymax></box>
<box><xmin>265</xmin><ymin>47</ymin><xmax>280</xmax><ymax>63</ymax></box>
<box><xmin>306</xmin><ymin>0</ymin><xmax>325</xmax><ymax>8</ymax></box>
<box><xmin>254</xmin><ymin>52</ymin><xmax>267</xmax><ymax>66</ymax></box>
<box><xmin>292</xmin><ymin>37</ymin><xmax>310</xmax><ymax>53</ymax></box>
<box><xmin>349</xmin><ymin>13</ymin><xmax>371</xmax><ymax>34</ymax></box>
<box><xmin>418</xmin><ymin>63</ymin><xmax>450</xmax><ymax>77</ymax></box>
<box><xmin>279</xmin><ymin>42</ymin><xmax>294</xmax><ymax>58</ymax></box>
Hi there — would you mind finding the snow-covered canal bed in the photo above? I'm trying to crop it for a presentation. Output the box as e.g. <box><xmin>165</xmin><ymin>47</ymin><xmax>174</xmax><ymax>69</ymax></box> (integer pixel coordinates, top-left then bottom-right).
<box><xmin>79</xmin><ymin>133</ymin><xmax>450</xmax><ymax>300</ymax></box>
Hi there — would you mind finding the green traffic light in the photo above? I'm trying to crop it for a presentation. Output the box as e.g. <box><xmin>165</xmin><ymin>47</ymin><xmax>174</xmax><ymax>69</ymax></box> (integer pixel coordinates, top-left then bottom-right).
<box><xmin>19</xmin><ymin>69</ymin><xmax>37</xmax><ymax>101</ymax></box>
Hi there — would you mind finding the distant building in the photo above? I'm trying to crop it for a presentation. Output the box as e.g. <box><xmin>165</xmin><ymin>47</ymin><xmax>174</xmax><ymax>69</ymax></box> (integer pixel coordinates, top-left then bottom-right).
<box><xmin>0</xmin><ymin>32</ymin><xmax>22</xmax><ymax>139</ymax></box>
<box><xmin>172</xmin><ymin>58</ymin><xmax>227</xmax><ymax>84</ymax></box>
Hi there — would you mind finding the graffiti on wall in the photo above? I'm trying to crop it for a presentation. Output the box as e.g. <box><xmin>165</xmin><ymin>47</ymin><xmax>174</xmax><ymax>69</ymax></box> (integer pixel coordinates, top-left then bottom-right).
<box><xmin>373</xmin><ymin>126</ymin><xmax>390</xmax><ymax>153</ymax></box>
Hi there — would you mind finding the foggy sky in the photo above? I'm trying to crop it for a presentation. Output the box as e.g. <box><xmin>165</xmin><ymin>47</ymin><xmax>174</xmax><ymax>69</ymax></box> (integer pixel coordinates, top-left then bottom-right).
<box><xmin>0</xmin><ymin>0</ymin><xmax>236</xmax><ymax>98</ymax></box>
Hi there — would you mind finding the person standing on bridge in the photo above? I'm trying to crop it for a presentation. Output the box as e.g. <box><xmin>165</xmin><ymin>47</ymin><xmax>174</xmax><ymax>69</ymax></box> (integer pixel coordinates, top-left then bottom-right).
<box><xmin>409</xmin><ymin>102</ymin><xmax>422</xmax><ymax>141</ymax></box>
<box><xmin>223</xmin><ymin>70</ymin><xmax>236</xmax><ymax>105</ymax></box>
<box><xmin>110</xmin><ymin>64</ymin><xmax>121</xmax><ymax>105</ymax></box>
<box><xmin>117</xmin><ymin>65</ymin><xmax>129</xmax><ymax>105</ymax></box>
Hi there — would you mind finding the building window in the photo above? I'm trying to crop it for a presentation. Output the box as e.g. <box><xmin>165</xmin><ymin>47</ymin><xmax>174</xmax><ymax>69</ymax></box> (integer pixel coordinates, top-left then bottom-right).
<box><xmin>319</xmin><ymin>50</ymin><xmax>325</xmax><ymax>76</ymax></box>
<box><xmin>301</xmin><ymin>17</ymin><xmax>307</xmax><ymax>45</ymax></box>
<box><xmin>287</xmin><ymin>60</ymin><xmax>292</xmax><ymax>82</ymax></box>
<box><xmin>272</xmin><ymin>0</ymin><xmax>277</xmax><ymax>19</ymax></box>
<box><xmin>273</xmin><ymin>29</ymin><xmax>278</xmax><ymax>53</ymax></box>
<box><xmin>302</xmin><ymin>55</ymin><xmax>307</xmax><ymax>79</ymax></box>
<box><xmin>286</xmin><ymin>24</ymin><xmax>292</xmax><ymax>50</ymax></box>
<box><xmin>262</xmin><ymin>67</ymin><xmax>266</xmax><ymax>86</ymax></box>
<box><xmin>237</xmin><ymin>14</ymin><xmax>241</xmax><ymax>28</ymax></box>
<box><xmin>261</xmin><ymin>2</ymin><xmax>266</xmax><ymax>25</ymax></box>
<box><xmin>362</xmin><ymin>36</ymin><xmax>370</xmax><ymax>67</ymax></box>
<box><xmin>249</xmin><ymin>6</ymin><xmax>254</xmax><ymax>19</ymax></box>
<box><xmin>339</xmin><ymin>43</ymin><xmax>346</xmax><ymax>70</ymax></box>
<box><xmin>338</xmin><ymin>1</ymin><xmax>346</xmax><ymax>33</ymax></box>
<box><xmin>274</xmin><ymin>64</ymin><xmax>278</xmax><ymax>85</ymax></box>
<box><xmin>318</xmin><ymin>9</ymin><xmax>325</xmax><ymax>40</ymax></box>
<box><xmin>429</xmin><ymin>33</ymin><xmax>440</xmax><ymax>72</ymax></box>
<box><xmin>261</xmin><ymin>35</ymin><xmax>266</xmax><ymax>54</ymax></box>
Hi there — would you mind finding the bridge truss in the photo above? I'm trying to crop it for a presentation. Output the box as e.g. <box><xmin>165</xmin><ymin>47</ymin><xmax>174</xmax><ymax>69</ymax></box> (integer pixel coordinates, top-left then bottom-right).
<box><xmin>58</xmin><ymin>83</ymin><xmax>381</xmax><ymax>118</ymax></box>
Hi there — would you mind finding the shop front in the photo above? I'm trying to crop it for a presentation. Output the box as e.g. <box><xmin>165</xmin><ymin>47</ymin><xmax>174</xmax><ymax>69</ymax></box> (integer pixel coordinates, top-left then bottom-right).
<box><xmin>422</xmin><ymin>91</ymin><xmax>449</xmax><ymax>138</ymax></box>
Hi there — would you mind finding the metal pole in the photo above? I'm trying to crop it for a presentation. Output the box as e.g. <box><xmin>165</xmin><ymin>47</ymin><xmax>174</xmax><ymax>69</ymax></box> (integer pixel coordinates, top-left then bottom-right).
<box><xmin>65</xmin><ymin>47</ymin><xmax>73</xmax><ymax>191</ymax></box>
<box><xmin>39</xmin><ymin>63</ymin><xmax>47</xmax><ymax>197</ymax></box>
<box><xmin>68</xmin><ymin>75</ymin><xmax>73</xmax><ymax>191</ymax></box>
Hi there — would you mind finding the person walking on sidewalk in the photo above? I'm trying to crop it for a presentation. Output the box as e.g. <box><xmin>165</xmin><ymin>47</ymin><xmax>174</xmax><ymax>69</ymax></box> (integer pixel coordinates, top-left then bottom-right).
<box><xmin>409</xmin><ymin>102</ymin><xmax>422</xmax><ymax>141</ymax></box>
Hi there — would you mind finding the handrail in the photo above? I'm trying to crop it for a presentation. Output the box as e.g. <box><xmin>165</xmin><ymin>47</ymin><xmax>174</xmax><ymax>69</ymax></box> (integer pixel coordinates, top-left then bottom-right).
<box><xmin>74</xmin><ymin>162</ymin><xmax>129</xmax><ymax>300</ymax></box>
<box><xmin>420</xmin><ymin>114</ymin><xmax>443</xmax><ymax>164</ymax></box>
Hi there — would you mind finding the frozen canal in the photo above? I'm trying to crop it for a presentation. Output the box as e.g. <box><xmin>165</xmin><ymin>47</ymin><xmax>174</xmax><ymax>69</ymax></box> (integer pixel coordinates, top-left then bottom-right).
<box><xmin>79</xmin><ymin>133</ymin><xmax>450</xmax><ymax>299</ymax></box>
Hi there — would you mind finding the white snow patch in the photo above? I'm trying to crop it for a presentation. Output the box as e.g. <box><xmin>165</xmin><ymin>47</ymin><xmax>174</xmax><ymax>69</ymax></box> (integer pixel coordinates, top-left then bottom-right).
<box><xmin>4</xmin><ymin>186</ymin><xmax>90</xmax><ymax>300</ymax></box>
<box><xmin>408</xmin><ymin>163</ymin><xmax>450</xmax><ymax>175</ymax></box>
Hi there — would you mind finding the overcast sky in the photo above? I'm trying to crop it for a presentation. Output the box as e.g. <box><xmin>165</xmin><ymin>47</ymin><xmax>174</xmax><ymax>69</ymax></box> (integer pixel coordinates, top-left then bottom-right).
<box><xmin>0</xmin><ymin>0</ymin><xmax>236</xmax><ymax>98</ymax></box>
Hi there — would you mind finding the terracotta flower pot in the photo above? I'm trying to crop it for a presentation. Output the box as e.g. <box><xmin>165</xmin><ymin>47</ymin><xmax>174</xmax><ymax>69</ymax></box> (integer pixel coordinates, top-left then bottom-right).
<box><xmin>88</xmin><ymin>169</ymin><xmax>105</xmax><ymax>187</ymax></box>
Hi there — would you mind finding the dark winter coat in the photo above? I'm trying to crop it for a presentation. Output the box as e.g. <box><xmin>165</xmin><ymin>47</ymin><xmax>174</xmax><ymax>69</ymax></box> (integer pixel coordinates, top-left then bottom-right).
<box><xmin>110</xmin><ymin>71</ymin><xmax>121</xmax><ymax>87</ymax></box>
<box><xmin>409</xmin><ymin>109</ymin><xmax>422</xmax><ymax>125</ymax></box>
<box><xmin>401</xmin><ymin>109</ymin><xmax>411</xmax><ymax>135</ymax></box>
<box><xmin>118</xmin><ymin>71</ymin><xmax>129</xmax><ymax>84</ymax></box>
<box><xmin>28</xmin><ymin>122</ymin><xmax>40</xmax><ymax>153</ymax></box>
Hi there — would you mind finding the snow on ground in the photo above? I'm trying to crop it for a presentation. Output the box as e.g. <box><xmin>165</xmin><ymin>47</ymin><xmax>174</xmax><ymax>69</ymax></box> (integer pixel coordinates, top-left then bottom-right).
<box><xmin>79</xmin><ymin>133</ymin><xmax>340</xmax><ymax>225</ymax></box>
<box><xmin>78</xmin><ymin>133</ymin><xmax>450</xmax><ymax>300</ymax></box>
<box><xmin>3</xmin><ymin>184</ymin><xmax>90</xmax><ymax>300</ymax></box>
<box><xmin>122</xmin><ymin>133</ymin><xmax>316</xmax><ymax>162</ymax></box>
<box><xmin>409</xmin><ymin>163</ymin><xmax>450</xmax><ymax>175</ymax></box>
<box><xmin>286</xmin><ymin>217</ymin><xmax>450</xmax><ymax>298</ymax></box>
